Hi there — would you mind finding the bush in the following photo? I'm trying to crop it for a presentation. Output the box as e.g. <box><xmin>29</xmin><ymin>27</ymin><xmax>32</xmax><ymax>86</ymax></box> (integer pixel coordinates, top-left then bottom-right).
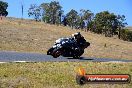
<box><xmin>127</xmin><ymin>31</ymin><xmax>132</xmax><ymax>41</ymax></box>
<box><xmin>120</xmin><ymin>29</ymin><xmax>132</xmax><ymax>42</ymax></box>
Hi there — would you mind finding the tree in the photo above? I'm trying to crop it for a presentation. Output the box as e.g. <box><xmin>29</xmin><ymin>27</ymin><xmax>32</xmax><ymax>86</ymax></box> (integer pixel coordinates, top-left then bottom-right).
<box><xmin>62</xmin><ymin>15</ymin><xmax>68</xmax><ymax>26</ymax></box>
<box><xmin>93</xmin><ymin>11</ymin><xmax>116</xmax><ymax>36</ymax></box>
<box><xmin>41</xmin><ymin>1</ymin><xmax>63</xmax><ymax>24</ymax></box>
<box><xmin>80</xmin><ymin>9</ymin><xmax>94</xmax><ymax>31</ymax></box>
<box><xmin>28</xmin><ymin>4</ymin><xmax>41</xmax><ymax>21</ymax></box>
<box><xmin>0</xmin><ymin>1</ymin><xmax>8</xmax><ymax>17</ymax></box>
<box><xmin>91</xmin><ymin>11</ymin><xmax>127</xmax><ymax>37</ymax></box>
<box><xmin>41</xmin><ymin>3</ymin><xmax>50</xmax><ymax>23</ymax></box>
<box><xmin>116</xmin><ymin>15</ymin><xmax>127</xmax><ymax>39</ymax></box>
<box><xmin>66</xmin><ymin>9</ymin><xmax>78</xmax><ymax>29</ymax></box>
<box><xmin>77</xmin><ymin>16</ymin><xmax>85</xmax><ymax>29</ymax></box>
<box><xmin>92</xmin><ymin>11</ymin><xmax>109</xmax><ymax>34</ymax></box>
<box><xmin>58</xmin><ymin>10</ymin><xmax>63</xmax><ymax>25</ymax></box>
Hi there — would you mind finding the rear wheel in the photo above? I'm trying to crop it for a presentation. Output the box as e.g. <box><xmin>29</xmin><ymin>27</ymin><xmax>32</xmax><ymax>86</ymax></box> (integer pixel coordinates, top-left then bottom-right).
<box><xmin>73</xmin><ymin>49</ymin><xmax>84</xmax><ymax>59</ymax></box>
<box><xmin>73</xmin><ymin>55</ymin><xmax>80</xmax><ymax>59</ymax></box>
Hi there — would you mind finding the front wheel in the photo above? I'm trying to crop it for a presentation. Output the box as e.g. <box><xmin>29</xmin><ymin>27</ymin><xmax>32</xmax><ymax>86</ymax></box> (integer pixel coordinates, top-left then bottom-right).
<box><xmin>52</xmin><ymin>49</ymin><xmax>62</xmax><ymax>58</ymax></box>
<box><xmin>47</xmin><ymin>47</ymin><xmax>54</xmax><ymax>55</ymax></box>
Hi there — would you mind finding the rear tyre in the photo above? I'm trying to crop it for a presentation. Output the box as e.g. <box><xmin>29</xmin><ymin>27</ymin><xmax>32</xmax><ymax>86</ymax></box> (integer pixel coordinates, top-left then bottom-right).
<box><xmin>73</xmin><ymin>50</ymin><xmax>83</xmax><ymax>59</ymax></box>
<box><xmin>73</xmin><ymin>55</ymin><xmax>80</xmax><ymax>59</ymax></box>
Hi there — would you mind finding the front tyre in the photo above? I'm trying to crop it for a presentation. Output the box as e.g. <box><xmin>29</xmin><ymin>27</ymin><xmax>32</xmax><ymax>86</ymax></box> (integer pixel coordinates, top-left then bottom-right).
<box><xmin>47</xmin><ymin>47</ymin><xmax>54</xmax><ymax>55</ymax></box>
<box><xmin>52</xmin><ymin>49</ymin><xmax>62</xmax><ymax>58</ymax></box>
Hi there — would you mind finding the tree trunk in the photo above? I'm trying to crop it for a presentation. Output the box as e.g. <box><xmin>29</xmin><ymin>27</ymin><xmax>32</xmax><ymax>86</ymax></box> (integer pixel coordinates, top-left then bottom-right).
<box><xmin>59</xmin><ymin>15</ymin><xmax>61</xmax><ymax>25</ymax></box>
<box><xmin>0</xmin><ymin>15</ymin><xmax>2</xmax><ymax>20</ymax></box>
<box><xmin>118</xmin><ymin>27</ymin><xmax>121</xmax><ymax>39</ymax></box>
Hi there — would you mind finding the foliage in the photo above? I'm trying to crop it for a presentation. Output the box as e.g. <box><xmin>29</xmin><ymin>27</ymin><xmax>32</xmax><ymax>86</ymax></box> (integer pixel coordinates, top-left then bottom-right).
<box><xmin>41</xmin><ymin>1</ymin><xmax>63</xmax><ymax>24</ymax></box>
<box><xmin>28</xmin><ymin>4</ymin><xmax>41</xmax><ymax>21</ymax></box>
<box><xmin>120</xmin><ymin>29</ymin><xmax>132</xmax><ymax>41</ymax></box>
<box><xmin>93</xmin><ymin>11</ymin><xmax>115</xmax><ymax>36</ymax></box>
<box><xmin>80</xmin><ymin>9</ymin><xmax>94</xmax><ymax>30</ymax></box>
<box><xmin>66</xmin><ymin>9</ymin><xmax>78</xmax><ymax>29</ymax></box>
<box><xmin>116</xmin><ymin>15</ymin><xmax>128</xmax><ymax>39</ymax></box>
<box><xmin>93</xmin><ymin>11</ymin><xmax>127</xmax><ymax>37</ymax></box>
<box><xmin>0</xmin><ymin>1</ymin><xmax>8</xmax><ymax>16</ymax></box>
<box><xmin>28</xmin><ymin>1</ymin><xmax>130</xmax><ymax>42</ymax></box>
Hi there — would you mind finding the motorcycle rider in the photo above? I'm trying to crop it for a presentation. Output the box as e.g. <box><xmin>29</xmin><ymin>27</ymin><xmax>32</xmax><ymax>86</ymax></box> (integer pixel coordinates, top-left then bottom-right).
<box><xmin>72</xmin><ymin>32</ymin><xmax>86</xmax><ymax>45</ymax></box>
<box><xmin>47</xmin><ymin>32</ymin><xmax>90</xmax><ymax>58</ymax></box>
<box><xmin>71</xmin><ymin>32</ymin><xmax>86</xmax><ymax>52</ymax></box>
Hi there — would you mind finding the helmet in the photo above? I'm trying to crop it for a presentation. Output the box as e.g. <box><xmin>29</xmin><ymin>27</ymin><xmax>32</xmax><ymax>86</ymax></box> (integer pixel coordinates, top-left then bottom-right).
<box><xmin>72</xmin><ymin>32</ymin><xmax>81</xmax><ymax>39</ymax></box>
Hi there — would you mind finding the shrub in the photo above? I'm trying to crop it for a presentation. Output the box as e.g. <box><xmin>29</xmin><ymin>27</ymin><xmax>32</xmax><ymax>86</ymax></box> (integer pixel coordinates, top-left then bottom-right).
<box><xmin>120</xmin><ymin>29</ymin><xmax>132</xmax><ymax>42</ymax></box>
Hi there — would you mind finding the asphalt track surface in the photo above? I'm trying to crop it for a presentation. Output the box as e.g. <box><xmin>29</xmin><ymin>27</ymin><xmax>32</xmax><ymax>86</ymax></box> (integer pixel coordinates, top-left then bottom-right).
<box><xmin>0</xmin><ymin>51</ymin><xmax>132</xmax><ymax>63</ymax></box>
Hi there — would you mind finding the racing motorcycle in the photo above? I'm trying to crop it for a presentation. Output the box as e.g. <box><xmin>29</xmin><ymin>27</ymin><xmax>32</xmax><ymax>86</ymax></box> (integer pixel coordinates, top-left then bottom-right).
<box><xmin>47</xmin><ymin>36</ymin><xmax>90</xmax><ymax>58</ymax></box>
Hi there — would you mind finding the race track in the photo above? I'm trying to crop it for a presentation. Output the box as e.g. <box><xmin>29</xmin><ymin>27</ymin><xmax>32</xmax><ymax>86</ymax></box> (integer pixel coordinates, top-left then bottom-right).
<box><xmin>0</xmin><ymin>51</ymin><xmax>132</xmax><ymax>63</ymax></box>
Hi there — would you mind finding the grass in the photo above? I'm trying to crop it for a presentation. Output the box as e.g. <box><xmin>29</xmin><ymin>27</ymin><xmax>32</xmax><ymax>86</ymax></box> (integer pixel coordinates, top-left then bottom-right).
<box><xmin>0</xmin><ymin>18</ymin><xmax>132</xmax><ymax>60</ymax></box>
<box><xmin>0</xmin><ymin>62</ymin><xmax>132</xmax><ymax>88</ymax></box>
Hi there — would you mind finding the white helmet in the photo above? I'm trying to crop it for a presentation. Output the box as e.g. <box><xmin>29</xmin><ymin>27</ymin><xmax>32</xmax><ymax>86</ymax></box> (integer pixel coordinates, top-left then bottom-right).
<box><xmin>72</xmin><ymin>32</ymin><xmax>81</xmax><ymax>38</ymax></box>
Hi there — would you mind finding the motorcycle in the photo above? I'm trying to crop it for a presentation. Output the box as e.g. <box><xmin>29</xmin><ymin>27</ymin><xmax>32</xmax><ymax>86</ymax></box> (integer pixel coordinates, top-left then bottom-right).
<box><xmin>47</xmin><ymin>36</ymin><xmax>90</xmax><ymax>58</ymax></box>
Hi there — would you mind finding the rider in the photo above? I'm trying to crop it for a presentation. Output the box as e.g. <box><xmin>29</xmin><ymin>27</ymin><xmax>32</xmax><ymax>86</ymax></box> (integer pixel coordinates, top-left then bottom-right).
<box><xmin>72</xmin><ymin>32</ymin><xmax>86</xmax><ymax>45</ymax></box>
<box><xmin>71</xmin><ymin>32</ymin><xmax>86</xmax><ymax>52</ymax></box>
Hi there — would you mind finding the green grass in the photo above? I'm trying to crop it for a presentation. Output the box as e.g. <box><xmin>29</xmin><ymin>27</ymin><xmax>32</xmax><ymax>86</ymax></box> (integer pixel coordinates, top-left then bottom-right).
<box><xmin>0</xmin><ymin>62</ymin><xmax>132</xmax><ymax>88</ymax></box>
